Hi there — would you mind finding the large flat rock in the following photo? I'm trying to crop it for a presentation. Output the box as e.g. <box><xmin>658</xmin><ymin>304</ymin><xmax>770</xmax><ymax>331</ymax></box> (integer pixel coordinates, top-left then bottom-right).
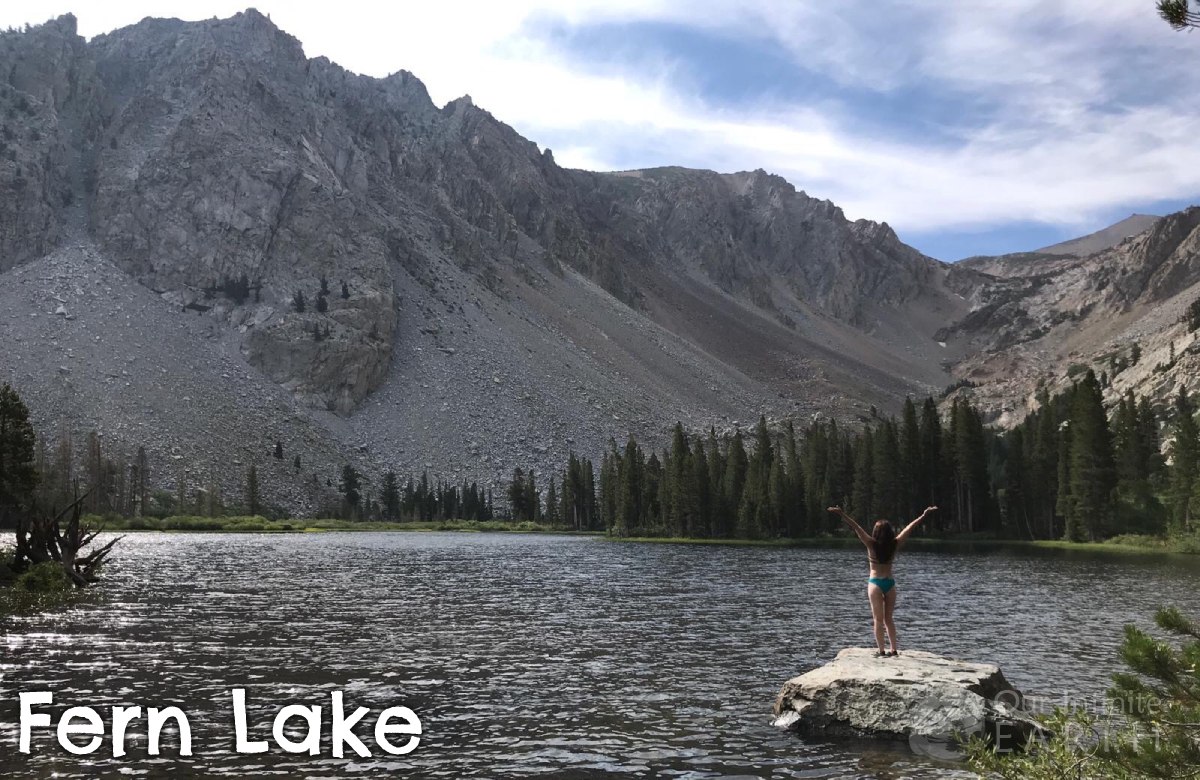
<box><xmin>773</xmin><ymin>648</ymin><xmax>1043</xmax><ymax>754</ymax></box>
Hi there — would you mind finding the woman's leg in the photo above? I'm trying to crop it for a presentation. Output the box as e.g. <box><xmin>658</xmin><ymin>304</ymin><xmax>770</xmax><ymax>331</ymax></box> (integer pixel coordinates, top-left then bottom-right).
<box><xmin>868</xmin><ymin>583</ymin><xmax>887</xmax><ymax>654</ymax></box>
<box><xmin>883</xmin><ymin>587</ymin><xmax>899</xmax><ymax>654</ymax></box>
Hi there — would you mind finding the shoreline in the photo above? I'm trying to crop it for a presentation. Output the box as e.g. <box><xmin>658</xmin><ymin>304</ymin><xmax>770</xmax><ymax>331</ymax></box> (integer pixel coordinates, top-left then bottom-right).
<box><xmin>85</xmin><ymin>517</ymin><xmax>1198</xmax><ymax>557</ymax></box>
<box><xmin>604</xmin><ymin>535</ymin><xmax>1199</xmax><ymax>557</ymax></box>
<box><xmin>89</xmin><ymin>516</ymin><xmax>603</xmax><ymax>536</ymax></box>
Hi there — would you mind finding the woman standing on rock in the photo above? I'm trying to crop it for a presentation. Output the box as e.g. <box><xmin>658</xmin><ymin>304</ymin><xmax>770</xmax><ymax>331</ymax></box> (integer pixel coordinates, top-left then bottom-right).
<box><xmin>827</xmin><ymin>505</ymin><xmax>937</xmax><ymax>657</ymax></box>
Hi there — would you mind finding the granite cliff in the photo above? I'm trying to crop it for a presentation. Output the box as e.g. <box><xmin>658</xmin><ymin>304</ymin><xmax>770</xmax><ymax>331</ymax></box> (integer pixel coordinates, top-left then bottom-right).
<box><xmin>0</xmin><ymin>11</ymin><xmax>1195</xmax><ymax>511</ymax></box>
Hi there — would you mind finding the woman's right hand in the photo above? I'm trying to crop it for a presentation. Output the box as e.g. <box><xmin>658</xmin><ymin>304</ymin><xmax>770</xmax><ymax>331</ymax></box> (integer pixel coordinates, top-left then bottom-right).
<box><xmin>827</xmin><ymin>506</ymin><xmax>842</xmax><ymax>514</ymax></box>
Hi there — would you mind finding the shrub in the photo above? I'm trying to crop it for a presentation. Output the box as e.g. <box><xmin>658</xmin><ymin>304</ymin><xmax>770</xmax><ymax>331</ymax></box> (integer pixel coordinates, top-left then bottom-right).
<box><xmin>970</xmin><ymin>606</ymin><xmax>1200</xmax><ymax>778</ymax></box>
<box><xmin>0</xmin><ymin>550</ymin><xmax>16</xmax><ymax>584</ymax></box>
<box><xmin>1186</xmin><ymin>297</ymin><xmax>1200</xmax><ymax>332</ymax></box>
<box><xmin>15</xmin><ymin>562</ymin><xmax>73</xmax><ymax>593</ymax></box>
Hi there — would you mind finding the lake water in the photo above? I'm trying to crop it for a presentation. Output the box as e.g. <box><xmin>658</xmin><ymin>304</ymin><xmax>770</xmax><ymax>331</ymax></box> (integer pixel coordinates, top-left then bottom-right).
<box><xmin>1</xmin><ymin>532</ymin><xmax>1197</xmax><ymax>778</ymax></box>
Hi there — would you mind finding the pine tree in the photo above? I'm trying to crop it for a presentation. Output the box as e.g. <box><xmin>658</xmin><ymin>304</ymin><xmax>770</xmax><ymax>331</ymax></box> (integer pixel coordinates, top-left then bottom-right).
<box><xmin>131</xmin><ymin>446</ymin><xmax>149</xmax><ymax>517</ymax></box>
<box><xmin>616</xmin><ymin>437</ymin><xmax>644</xmax><ymax>536</ymax></box>
<box><xmin>561</xmin><ymin>453</ymin><xmax>579</xmax><ymax>530</ymax></box>
<box><xmin>782</xmin><ymin>420</ymin><xmax>804</xmax><ymax>536</ymax></box>
<box><xmin>246</xmin><ymin>464</ymin><xmax>260</xmax><ymax>516</ymax></box>
<box><xmin>1003</xmin><ymin>427</ymin><xmax>1031</xmax><ymax>538</ymax></box>
<box><xmin>599</xmin><ymin>448</ymin><xmax>618</xmax><ymax>532</ymax></box>
<box><xmin>706</xmin><ymin>427</ymin><xmax>725</xmax><ymax>536</ymax></box>
<box><xmin>692</xmin><ymin>439</ymin><xmax>712</xmax><ymax>538</ymax></box>
<box><xmin>544</xmin><ymin>479</ymin><xmax>560</xmax><ymax>525</ymax></box>
<box><xmin>918</xmin><ymin>398</ymin><xmax>944</xmax><ymax>531</ymax></box>
<box><xmin>900</xmin><ymin>398</ymin><xmax>921</xmax><ymax>520</ymax></box>
<box><xmin>1137</xmin><ymin>397</ymin><xmax>1164</xmax><ymax>480</ymax></box>
<box><xmin>274</xmin><ymin>441</ymin><xmax>283</xmax><ymax>459</ymax></box>
<box><xmin>1055</xmin><ymin>416</ymin><xmax>1073</xmax><ymax>532</ymax></box>
<box><xmin>1064</xmin><ymin>371</ymin><xmax>1116</xmax><ymax>541</ymax></box>
<box><xmin>340</xmin><ymin>280</ymin><xmax>350</xmax><ymax>300</ymax></box>
<box><xmin>293</xmin><ymin>290</ymin><xmax>306</xmax><ymax>312</ymax></box>
<box><xmin>205</xmin><ymin>473</ymin><xmax>222</xmax><ymax>517</ymax></box>
<box><xmin>767</xmin><ymin>454</ymin><xmax>785</xmax><ymax>537</ymax></box>
<box><xmin>582</xmin><ymin>458</ymin><xmax>597</xmax><ymax>529</ymax></box>
<box><xmin>524</xmin><ymin>470</ymin><xmax>540</xmax><ymax>523</ymax></box>
<box><xmin>872</xmin><ymin>419</ymin><xmax>901</xmax><ymax>521</ymax></box>
<box><xmin>1112</xmin><ymin>391</ymin><xmax>1142</xmax><ymax>484</ymax></box>
<box><xmin>0</xmin><ymin>383</ymin><xmax>38</xmax><ymax>528</ymax></box>
<box><xmin>802</xmin><ymin>421</ymin><xmax>831</xmax><ymax>531</ymax></box>
<box><xmin>381</xmin><ymin>471</ymin><xmax>400</xmax><ymax>520</ymax></box>
<box><xmin>851</xmin><ymin>426</ymin><xmax>874</xmax><ymax>521</ymax></box>
<box><xmin>948</xmin><ymin>398</ymin><xmax>990</xmax><ymax>534</ymax></box>
<box><xmin>1032</xmin><ymin>388</ymin><xmax>1062</xmax><ymax>539</ymax></box>
<box><xmin>721</xmin><ymin>431</ymin><xmax>747</xmax><ymax>538</ymax></box>
<box><xmin>1168</xmin><ymin>387</ymin><xmax>1200</xmax><ymax>532</ymax></box>
<box><xmin>644</xmin><ymin>453</ymin><xmax>662</xmax><ymax>532</ymax></box>
<box><xmin>736</xmin><ymin>418</ymin><xmax>773</xmax><ymax>538</ymax></box>
<box><xmin>666</xmin><ymin>422</ymin><xmax>695</xmax><ymax>536</ymax></box>
<box><xmin>340</xmin><ymin>465</ymin><xmax>361</xmax><ymax>519</ymax></box>
<box><xmin>970</xmin><ymin>606</ymin><xmax>1200</xmax><ymax>778</ymax></box>
<box><xmin>508</xmin><ymin>467</ymin><xmax>527</xmax><ymax>521</ymax></box>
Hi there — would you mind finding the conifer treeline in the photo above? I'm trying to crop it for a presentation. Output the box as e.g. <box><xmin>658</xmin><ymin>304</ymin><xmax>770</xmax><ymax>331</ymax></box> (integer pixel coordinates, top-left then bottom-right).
<box><xmin>504</xmin><ymin>454</ymin><xmax>600</xmax><ymax>529</ymax></box>
<box><xmin>375</xmin><ymin>471</ymin><xmax>495</xmax><ymax>523</ymax></box>
<box><xmin>540</xmin><ymin>370</ymin><xmax>1199</xmax><ymax>541</ymax></box>
<box><xmin>22</xmin><ymin>370</ymin><xmax>1200</xmax><ymax>538</ymax></box>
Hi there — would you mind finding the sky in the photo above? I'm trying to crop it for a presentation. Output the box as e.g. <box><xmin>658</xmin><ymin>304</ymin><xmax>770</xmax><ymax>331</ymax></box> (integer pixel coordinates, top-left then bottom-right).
<box><xmin>4</xmin><ymin>1</ymin><xmax>1199</xmax><ymax>261</ymax></box>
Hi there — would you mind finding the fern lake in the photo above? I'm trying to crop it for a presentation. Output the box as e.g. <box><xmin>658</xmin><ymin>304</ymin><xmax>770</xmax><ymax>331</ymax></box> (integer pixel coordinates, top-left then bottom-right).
<box><xmin>2</xmin><ymin>532</ymin><xmax>1197</xmax><ymax>778</ymax></box>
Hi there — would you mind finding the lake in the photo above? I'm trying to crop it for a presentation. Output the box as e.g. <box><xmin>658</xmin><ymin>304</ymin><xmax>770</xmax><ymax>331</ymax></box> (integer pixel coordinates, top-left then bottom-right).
<box><xmin>2</xmin><ymin>532</ymin><xmax>1197</xmax><ymax>778</ymax></box>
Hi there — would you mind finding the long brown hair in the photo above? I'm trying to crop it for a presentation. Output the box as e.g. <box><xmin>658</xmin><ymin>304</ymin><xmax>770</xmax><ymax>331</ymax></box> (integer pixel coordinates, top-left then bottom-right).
<box><xmin>871</xmin><ymin>520</ymin><xmax>897</xmax><ymax>564</ymax></box>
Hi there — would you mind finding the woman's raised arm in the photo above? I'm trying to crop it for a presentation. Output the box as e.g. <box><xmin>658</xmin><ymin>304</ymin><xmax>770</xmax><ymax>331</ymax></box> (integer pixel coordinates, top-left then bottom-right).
<box><xmin>897</xmin><ymin>506</ymin><xmax>937</xmax><ymax>543</ymax></box>
<box><xmin>828</xmin><ymin>506</ymin><xmax>872</xmax><ymax>546</ymax></box>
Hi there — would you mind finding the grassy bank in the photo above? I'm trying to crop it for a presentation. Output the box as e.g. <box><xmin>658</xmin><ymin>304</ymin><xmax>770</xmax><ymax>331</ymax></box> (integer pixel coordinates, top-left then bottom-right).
<box><xmin>606</xmin><ymin>533</ymin><xmax>1200</xmax><ymax>556</ymax></box>
<box><xmin>89</xmin><ymin>515</ymin><xmax>600</xmax><ymax>535</ymax></box>
<box><xmin>0</xmin><ymin>553</ymin><xmax>82</xmax><ymax>619</ymax></box>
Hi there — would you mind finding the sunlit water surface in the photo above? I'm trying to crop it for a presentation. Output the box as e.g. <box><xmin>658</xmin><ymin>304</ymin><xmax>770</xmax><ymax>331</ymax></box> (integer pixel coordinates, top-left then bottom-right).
<box><xmin>2</xmin><ymin>532</ymin><xmax>1197</xmax><ymax>778</ymax></box>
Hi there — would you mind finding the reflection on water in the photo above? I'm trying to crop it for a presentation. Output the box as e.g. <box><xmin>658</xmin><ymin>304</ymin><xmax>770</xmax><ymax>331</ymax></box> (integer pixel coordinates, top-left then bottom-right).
<box><xmin>1</xmin><ymin>532</ymin><xmax>1197</xmax><ymax>778</ymax></box>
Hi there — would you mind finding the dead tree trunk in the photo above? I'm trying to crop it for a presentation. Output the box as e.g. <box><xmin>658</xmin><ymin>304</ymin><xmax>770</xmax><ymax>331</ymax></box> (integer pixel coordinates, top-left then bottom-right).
<box><xmin>12</xmin><ymin>486</ymin><xmax>122</xmax><ymax>587</ymax></box>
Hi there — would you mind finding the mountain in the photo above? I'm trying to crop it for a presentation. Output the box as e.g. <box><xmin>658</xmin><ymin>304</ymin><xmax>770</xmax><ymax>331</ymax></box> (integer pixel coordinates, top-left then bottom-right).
<box><xmin>1036</xmin><ymin>214</ymin><xmax>1161</xmax><ymax>257</ymax></box>
<box><xmin>0</xmin><ymin>11</ymin><xmax>1195</xmax><ymax>513</ymax></box>
<box><xmin>0</xmin><ymin>12</ymin><xmax>972</xmax><ymax>511</ymax></box>
<box><xmin>957</xmin><ymin>214</ymin><xmax>1163</xmax><ymax>278</ymax></box>
<box><xmin>941</xmin><ymin>208</ymin><xmax>1200</xmax><ymax>425</ymax></box>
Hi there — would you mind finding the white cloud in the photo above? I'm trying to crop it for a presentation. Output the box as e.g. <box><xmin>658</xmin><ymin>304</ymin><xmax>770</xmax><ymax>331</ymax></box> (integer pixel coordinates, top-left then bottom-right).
<box><xmin>3</xmin><ymin>0</ymin><xmax>1198</xmax><ymax>239</ymax></box>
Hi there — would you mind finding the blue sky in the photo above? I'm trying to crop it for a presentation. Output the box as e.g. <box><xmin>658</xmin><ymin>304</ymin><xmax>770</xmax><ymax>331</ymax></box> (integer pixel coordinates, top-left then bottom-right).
<box><xmin>6</xmin><ymin>1</ymin><xmax>1200</xmax><ymax>260</ymax></box>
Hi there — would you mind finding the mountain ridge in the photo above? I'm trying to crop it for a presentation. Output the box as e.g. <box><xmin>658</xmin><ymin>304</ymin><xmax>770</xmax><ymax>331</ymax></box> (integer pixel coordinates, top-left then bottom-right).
<box><xmin>0</xmin><ymin>11</ymin><xmax>1196</xmax><ymax>513</ymax></box>
<box><xmin>1036</xmin><ymin>213</ymin><xmax>1161</xmax><ymax>257</ymax></box>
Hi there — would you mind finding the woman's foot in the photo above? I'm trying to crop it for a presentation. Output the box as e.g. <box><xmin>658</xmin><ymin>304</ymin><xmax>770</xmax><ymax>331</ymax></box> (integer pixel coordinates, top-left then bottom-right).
<box><xmin>873</xmin><ymin>649</ymin><xmax>888</xmax><ymax>658</ymax></box>
<box><xmin>888</xmin><ymin>650</ymin><xmax>899</xmax><ymax>657</ymax></box>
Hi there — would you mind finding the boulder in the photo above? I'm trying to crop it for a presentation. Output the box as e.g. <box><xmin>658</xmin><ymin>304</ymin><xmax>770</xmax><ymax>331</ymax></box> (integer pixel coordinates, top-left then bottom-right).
<box><xmin>773</xmin><ymin>648</ymin><xmax>1045</xmax><ymax>756</ymax></box>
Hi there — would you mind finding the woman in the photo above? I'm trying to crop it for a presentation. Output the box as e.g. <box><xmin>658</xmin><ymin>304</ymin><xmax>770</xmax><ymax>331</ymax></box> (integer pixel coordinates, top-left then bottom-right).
<box><xmin>827</xmin><ymin>504</ymin><xmax>937</xmax><ymax>657</ymax></box>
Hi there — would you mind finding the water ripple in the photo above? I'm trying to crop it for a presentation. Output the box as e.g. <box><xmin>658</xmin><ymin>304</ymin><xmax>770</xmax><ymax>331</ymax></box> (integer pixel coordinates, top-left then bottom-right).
<box><xmin>1</xmin><ymin>532</ymin><xmax>1197</xmax><ymax>778</ymax></box>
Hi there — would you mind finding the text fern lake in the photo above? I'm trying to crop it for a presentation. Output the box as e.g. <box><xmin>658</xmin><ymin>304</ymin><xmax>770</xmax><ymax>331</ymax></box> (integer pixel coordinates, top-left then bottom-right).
<box><xmin>13</xmin><ymin>689</ymin><xmax>421</xmax><ymax>759</ymax></box>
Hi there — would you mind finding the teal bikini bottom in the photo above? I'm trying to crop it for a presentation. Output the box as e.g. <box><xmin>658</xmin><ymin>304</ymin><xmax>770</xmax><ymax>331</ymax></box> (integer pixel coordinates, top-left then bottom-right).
<box><xmin>868</xmin><ymin>576</ymin><xmax>896</xmax><ymax>594</ymax></box>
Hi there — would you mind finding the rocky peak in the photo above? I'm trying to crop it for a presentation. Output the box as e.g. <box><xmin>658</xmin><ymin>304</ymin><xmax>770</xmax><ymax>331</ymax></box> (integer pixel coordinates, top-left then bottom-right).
<box><xmin>850</xmin><ymin>218</ymin><xmax>900</xmax><ymax>247</ymax></box>
<box><xmin>378</xmin><ymin>69</ymin><xmax>437</xmax><ymax>117</ymax></box>
<box><xmin>0</xmin><ymin>10</ymin><xmax>977</xmax><ymax>479</ymax></box>
<box><xmin>204</xmin><ymin>8</ymin><xmax>307</xmax><ymax>68</ymax></box>
<box><xmin>1</xmin><ymin>13</ymin><xmax>88</xmax><ymax>109</ymax></box>
<box><xmin>444</xmin><ymin>94</ymin><xmax>474</xmax><ymax>113</ymax></box>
